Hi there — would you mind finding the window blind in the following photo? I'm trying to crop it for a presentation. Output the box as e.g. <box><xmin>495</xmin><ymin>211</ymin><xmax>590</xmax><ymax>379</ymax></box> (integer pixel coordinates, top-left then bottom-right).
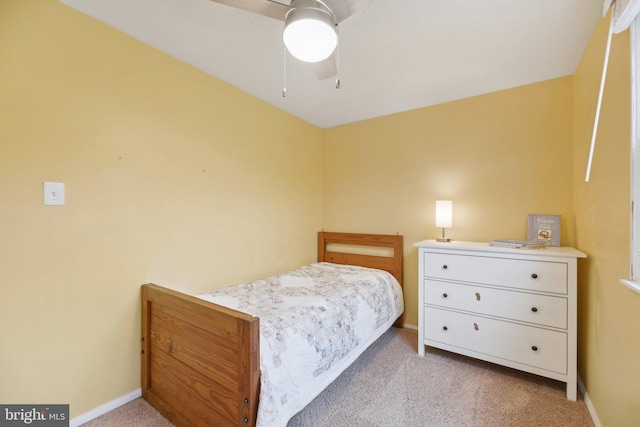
<box><xmin>603</xmin><ymin>0</ymin><xmax>640</xmax><ymax>33</ymax></box>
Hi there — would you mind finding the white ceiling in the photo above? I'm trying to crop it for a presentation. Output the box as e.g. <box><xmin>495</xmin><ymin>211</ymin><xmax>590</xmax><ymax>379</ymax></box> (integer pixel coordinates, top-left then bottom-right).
<box><xmin>59</xmin><ymin>0</ymin><xmax>604</xmax><ymax>129</ymax></box>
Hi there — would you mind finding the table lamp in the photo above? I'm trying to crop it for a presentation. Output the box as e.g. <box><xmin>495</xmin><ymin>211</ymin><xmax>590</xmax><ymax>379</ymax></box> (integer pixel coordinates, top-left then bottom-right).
<box><xmin>435</xmin><ymin>200</ymin><xmax>453</xmax><ymax>242</ymax></box>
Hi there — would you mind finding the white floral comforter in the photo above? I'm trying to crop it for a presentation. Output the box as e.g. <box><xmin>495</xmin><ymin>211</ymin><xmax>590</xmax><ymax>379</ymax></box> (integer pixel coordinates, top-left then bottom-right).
<box><xmin>198</xmin><ymin>262</ymin><xmax>404</xmax><ymax>427</ymax></box>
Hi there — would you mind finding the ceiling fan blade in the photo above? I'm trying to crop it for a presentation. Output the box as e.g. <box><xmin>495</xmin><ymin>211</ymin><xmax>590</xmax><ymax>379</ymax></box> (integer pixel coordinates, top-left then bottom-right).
<box><xmin>208</xmin><ymin>0</ymin><xmax>373</xmax><ymax>23</ymax></box>
<box><xmin>209</xmin><ymin>0</ymin><xmax>291</xmax><ymax>21</ymax></box>
<box><xmin>322</xmin><ymin>0</ymin><xmax>374</xmax><ymax>23</ymax></box>
<box><xmin>312</xmin><ymin>52</ymin><xmax>337</xmax><ymax>80</ymax></box>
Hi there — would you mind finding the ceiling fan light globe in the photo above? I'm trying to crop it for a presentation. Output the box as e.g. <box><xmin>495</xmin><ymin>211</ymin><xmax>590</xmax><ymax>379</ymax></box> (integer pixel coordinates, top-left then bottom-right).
<box><xmin>283</xmin><ymin>8</ymin><xmax>337</xmax><ymax>63</ymax></box>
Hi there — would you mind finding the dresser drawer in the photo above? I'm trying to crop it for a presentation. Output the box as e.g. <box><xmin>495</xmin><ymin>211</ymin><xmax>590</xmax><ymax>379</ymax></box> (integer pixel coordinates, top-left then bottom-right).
<box><xmin>423</xmin><ymin>253</ymin><xmax>568</xmax><ymax>294</ymax></box>
<box><xmin>424</xmin><ymin>280</ymin><xmax>568</xmax><ymax>329</ymax></box>
<box><xmin>424</xmin><ymin>307</ymin><xmax>567</xmax><ymax>374</ymax></box>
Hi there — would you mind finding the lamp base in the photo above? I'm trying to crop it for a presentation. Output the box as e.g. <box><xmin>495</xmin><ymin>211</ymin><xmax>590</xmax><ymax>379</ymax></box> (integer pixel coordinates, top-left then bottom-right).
<box><xmin>436</xmin><ymin>237</ymin><xmax>452</xmax><ymax>242</ymax></box>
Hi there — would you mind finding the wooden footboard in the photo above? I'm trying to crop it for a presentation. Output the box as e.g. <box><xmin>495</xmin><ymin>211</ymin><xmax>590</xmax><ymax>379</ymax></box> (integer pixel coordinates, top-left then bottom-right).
<box><xmin>141</xmin><ymin>283</ymin><xmax>259</xmax><ymax>426</ymax></box>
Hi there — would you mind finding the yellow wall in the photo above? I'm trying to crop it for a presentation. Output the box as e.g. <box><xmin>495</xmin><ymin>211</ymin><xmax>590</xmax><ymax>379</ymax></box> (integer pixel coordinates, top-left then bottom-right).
<box><xmin>323</xmin><ymin>77</ymin><xmax>575</xmax><ymax>326</ymax></box>
<box><xmin>573</xmin><ymin>12</ymin><xmax>640</xmax><ymax>427</ymax></box>
<box><xmin>3</xmin><ymin>1</ymin><xmax>639</xmax><ymax>425</ymax></box>
<box><xmin>0</xmin><ymin>0</ymin><xmax>322</xmax><ymax>418</ymax></box>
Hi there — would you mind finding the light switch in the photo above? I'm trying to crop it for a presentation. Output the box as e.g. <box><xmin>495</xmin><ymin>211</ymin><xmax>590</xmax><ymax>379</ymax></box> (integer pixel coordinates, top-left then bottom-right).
<box><xmin>44</xmin><ymin>182</ymin><xmax>65</xmax><ymax>206</ymax></box>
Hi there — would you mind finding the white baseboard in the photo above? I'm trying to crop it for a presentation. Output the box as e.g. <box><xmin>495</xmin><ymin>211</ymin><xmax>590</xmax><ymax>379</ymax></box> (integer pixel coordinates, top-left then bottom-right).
<box><xmin>403</xmin><ymin>322</ymin><xmax>418</xmax><ymax>331</ymax></box>
<box><xmin>578</xmin><ymin>375</ymin><xmax>602</xmax><ymax>427</ymax></box>
<box><xmin>70</xmin><ymin>388</ymin><xmax>141</xmax><ymax>427</ymax></box>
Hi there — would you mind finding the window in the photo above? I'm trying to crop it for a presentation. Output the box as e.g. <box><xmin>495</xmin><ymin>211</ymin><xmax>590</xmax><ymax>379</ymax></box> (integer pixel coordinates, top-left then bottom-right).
<box><xmin>597</xmin><ymin>1</ymin><xmax>640</xmax><ymax>293</ymax></box>
<box><xmin>621</xmin><ymin>17</ymin><xmax>640</xmax><ymax>293</ymax></box>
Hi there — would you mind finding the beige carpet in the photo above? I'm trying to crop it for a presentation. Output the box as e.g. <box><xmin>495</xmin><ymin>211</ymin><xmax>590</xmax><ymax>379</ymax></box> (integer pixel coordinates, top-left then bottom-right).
<box><xmin>83</xmin><ymin>328</ymin><xmax>594</xmax><ymax>426</ymax></box>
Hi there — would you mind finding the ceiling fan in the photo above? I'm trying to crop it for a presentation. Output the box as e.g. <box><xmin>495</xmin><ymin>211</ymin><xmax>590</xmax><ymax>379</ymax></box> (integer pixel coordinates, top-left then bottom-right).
<box><xmin>209</xmin><ymin>0</ymin><xmax>373</xmax><ymax>81</ymax></box>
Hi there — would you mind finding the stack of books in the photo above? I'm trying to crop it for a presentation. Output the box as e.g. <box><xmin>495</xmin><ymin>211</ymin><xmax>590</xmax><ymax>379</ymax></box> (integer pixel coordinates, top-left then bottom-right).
<box><xmin>490</xmin><ymin>239</ymin><xmax>548</xmax><ymax>249</ymax></box>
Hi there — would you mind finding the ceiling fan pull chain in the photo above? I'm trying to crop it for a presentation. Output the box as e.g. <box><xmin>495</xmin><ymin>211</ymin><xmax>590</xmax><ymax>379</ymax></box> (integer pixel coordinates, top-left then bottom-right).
<box><xmin>283</xmin><ymin>45</ymin><xmax>287</xmax><ymax>98</ymax></box>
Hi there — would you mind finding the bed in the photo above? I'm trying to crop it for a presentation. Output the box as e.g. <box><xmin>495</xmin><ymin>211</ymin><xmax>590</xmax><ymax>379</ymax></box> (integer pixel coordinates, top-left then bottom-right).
<box><xmin>141</xmin><ymin>231</ymin><xmax>404</xmax><ymax>426</ymax></box>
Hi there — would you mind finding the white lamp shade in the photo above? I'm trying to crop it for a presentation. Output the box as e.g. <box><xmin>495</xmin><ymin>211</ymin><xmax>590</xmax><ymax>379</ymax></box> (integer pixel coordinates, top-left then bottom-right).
<box><xmin>435</xmin><ymin>200</ymin><xmax>453</xmax><ymax>228</ymax></box>
<box><xmin>283</xmin><ymin>7</ymin><xmax>337</xmax><ymax>63</ymax></box>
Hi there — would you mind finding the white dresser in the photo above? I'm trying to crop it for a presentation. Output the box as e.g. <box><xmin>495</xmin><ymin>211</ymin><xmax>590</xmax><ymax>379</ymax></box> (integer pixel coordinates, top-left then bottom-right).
<box><xmin>414</xmin><ymin>240</ymin><xmax>586</xmax><ymax>400</ymax></box>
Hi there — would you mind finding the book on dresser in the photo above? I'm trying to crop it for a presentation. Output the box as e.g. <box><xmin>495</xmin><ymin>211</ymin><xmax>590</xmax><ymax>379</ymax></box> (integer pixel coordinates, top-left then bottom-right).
<box><xmin>490</xmin><ymin>239</ymin><xmax>547</xmax><ymax>249</ymax></box>
<box><xmin>528</xmin><ymin>214</ymin><xmax>561</xmax><ymax>247</ymax></box>
<box><xmin>413</xmin><ymin>240</ymin><xmax>586</xmax><ymax>401</ymax></box>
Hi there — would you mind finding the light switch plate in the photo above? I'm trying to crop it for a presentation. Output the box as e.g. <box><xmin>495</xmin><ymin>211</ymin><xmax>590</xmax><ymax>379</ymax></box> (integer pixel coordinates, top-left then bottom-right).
<box><xmin>44</xmin><ymin>182</ymin><xmax>65</xmax><ymax>206</ymax></box>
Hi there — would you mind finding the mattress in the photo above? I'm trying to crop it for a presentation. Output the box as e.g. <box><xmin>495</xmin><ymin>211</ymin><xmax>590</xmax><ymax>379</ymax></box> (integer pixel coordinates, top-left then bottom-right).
<box><xmin>198</xmin><ymin>262</ymin><xmax>404</xmax><ymax>427</ymax></box>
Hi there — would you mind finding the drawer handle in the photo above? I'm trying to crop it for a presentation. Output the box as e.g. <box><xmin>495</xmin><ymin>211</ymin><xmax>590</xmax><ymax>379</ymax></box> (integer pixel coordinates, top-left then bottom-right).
<box><xmin>531</xmin><ymin>345</ymin><xmax>538</xmax><ymax>352</ymax></box>
<box><xmin>531</xmin><ymin>273</ymin><xmax>538</xmax><ymax>279</ymax></box>
<box><xmin>531</xmin><ymin>307</ymin><xmax>538</xmax><ymax>313</ymax></box>
<box><xmin>442</xmin><ymin>293</ymin><xmax>448</xmax><ymax>298</ymax></box>
<box><xmin>442</xmin><ymin>265</ymin><xmax>448</xmax><ymax>270</ymax></box>
<box><xmin>442</xmin><ymin>326</ymin><xmax>448</xmax><ymax>331</ymax></box>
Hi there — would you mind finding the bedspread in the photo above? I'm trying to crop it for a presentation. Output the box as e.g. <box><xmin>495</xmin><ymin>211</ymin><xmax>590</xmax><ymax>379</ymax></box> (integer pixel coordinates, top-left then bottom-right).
<box><xmin>198</xmin><ymin>262</ymin><xmax>404</xmax><ymax>427</ymax></box>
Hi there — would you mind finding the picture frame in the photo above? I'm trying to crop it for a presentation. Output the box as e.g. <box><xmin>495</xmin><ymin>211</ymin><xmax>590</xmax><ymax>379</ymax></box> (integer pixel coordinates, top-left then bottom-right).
<box><xmin>527</xmin><ymin>214</ymin><xmax>561</xmax><ymax>247</ymax></box>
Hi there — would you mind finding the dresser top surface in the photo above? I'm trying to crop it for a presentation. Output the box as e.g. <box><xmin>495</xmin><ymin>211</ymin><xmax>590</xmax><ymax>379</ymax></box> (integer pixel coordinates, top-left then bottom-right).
<box><xmin>413</xmin><ymin>240</ymin><xmax>587</xmax><ymax>259</ymax></box>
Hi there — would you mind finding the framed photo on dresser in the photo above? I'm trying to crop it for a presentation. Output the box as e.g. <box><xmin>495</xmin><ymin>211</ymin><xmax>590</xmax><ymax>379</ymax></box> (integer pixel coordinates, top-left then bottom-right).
<box><xmin>528</xmin><ymin>214</ymin><xmax>561</xmax><ymax>247</ymax></box>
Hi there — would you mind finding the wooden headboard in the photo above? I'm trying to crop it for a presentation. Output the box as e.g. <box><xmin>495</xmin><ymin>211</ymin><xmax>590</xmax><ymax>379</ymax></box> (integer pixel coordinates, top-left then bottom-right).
<box><xmin>317</xmin><ymin>231</ymin><xmax>404</xmax><ymax>286</ymax></box>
